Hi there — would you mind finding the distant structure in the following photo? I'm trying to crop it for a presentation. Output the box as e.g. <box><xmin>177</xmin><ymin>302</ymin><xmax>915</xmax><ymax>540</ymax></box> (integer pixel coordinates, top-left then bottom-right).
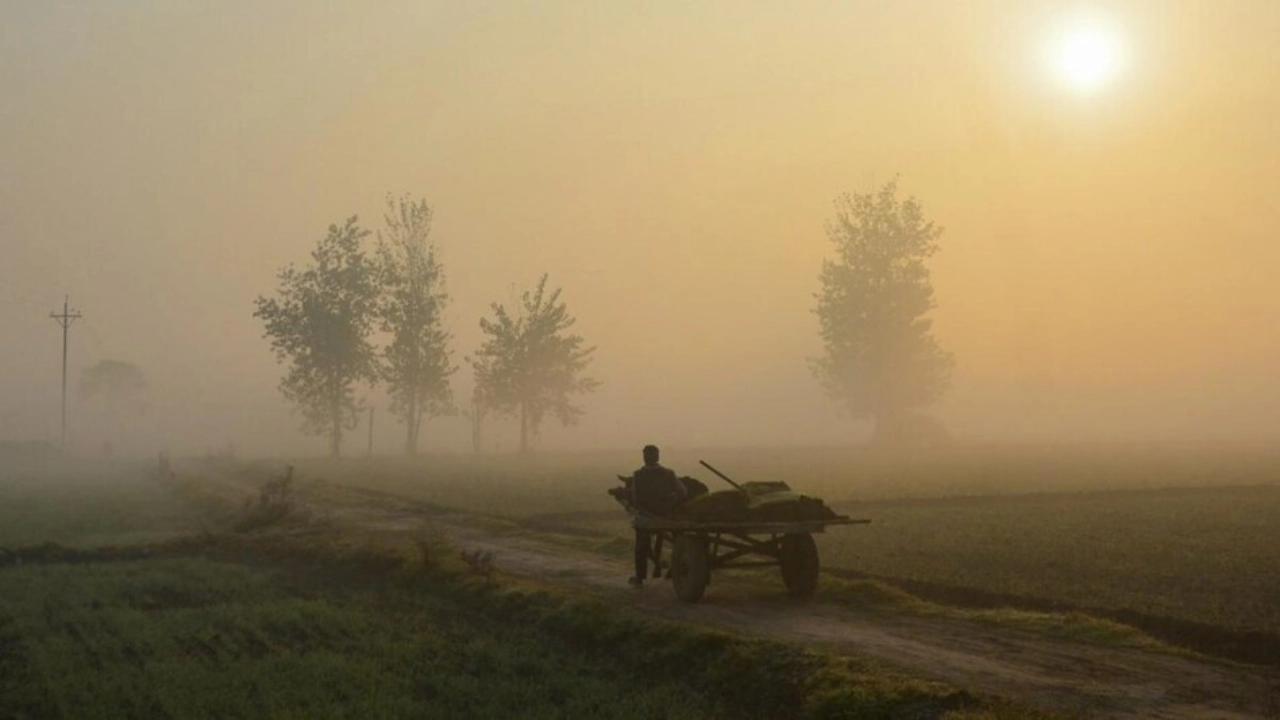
<box><xmin>48</xmin><ymin>295</ymin><xmax>82</xmax><ymax>450</ymax></box>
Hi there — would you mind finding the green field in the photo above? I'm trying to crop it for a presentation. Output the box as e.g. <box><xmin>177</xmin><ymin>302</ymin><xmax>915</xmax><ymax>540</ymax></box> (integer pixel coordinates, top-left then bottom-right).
<box><xmin>0</xmin><ymin>460</ymin><xmax>194</xmax><ymax>547</ymax></box>
<box><xmin>5</xmin><ymin>444</ymin><xmax>1274</xmax><ymax>717</ymax></box>
<box><xmin>299</xmin><ymin>444</ymin><xmax>1280</xmax><ymax>638</ymax></box>
<box><xmin>0</xmin><ymin>554</ymin><xmax>720</xmax><ymax>719</ymax></box>
<box><xmin>0</xmin><ymin>465</ymin><xmax>710</xmax><ymax>718</ymax></box>
<box><xmin>829</xmin><ymin>485</ymin><xmax>1280</xmax><ymax>635</ymax></box>
<box><xmin>0</xmin><ymin>458</ymin><xmax>1020</xmax><ymax>719</ymax></box>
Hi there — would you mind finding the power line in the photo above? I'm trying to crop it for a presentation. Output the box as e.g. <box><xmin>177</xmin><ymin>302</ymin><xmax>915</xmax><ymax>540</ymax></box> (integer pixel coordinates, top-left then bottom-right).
<box><xmin>77</xmin><ymin>316</ymin><xmax>110</xmax><ymax>357</ymax></box>
<box><xmin>49</xmin><ymin>296</ymin><xmax>82</xmax><ymax>450</ymax></box>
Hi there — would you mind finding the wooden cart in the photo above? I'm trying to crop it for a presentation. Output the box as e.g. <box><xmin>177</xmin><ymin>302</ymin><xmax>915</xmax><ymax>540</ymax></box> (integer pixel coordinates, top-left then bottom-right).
<box><xmin>632</xmin><ymin>514</ymin><xmax>870</xmax><ymax>603</ymax></box>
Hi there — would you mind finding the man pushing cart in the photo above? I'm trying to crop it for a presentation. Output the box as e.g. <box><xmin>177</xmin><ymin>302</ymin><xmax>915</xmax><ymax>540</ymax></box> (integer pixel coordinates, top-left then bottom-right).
<box><xmin>611</xmin><ymin>447</ymin><xmax>869</xmax><ymax>603</ymax></box>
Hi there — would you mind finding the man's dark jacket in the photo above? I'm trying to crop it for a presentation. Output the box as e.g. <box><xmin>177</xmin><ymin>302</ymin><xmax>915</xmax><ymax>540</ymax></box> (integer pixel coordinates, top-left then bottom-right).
<box><xmin>630</xmin><ymin>463</ymin><xmax>682</xmax><ymax>516</ymax></box>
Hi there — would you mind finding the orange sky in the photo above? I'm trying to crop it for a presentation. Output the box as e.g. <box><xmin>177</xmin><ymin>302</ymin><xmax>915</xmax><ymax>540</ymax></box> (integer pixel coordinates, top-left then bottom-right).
<box><xmin>2</xmin><ymin>1</ymin><xmax>1278</xmax><ymax>454</ymax></box>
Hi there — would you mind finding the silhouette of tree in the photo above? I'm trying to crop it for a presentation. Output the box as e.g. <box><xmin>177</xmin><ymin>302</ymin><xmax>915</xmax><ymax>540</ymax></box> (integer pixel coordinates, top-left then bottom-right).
<box><xmin>466</xmin><ymin>385</ymin><xmax>488</xmax><ymax>455</ymax></box>
<box><xmin>79</xmin><ymin>360</ymin><xmax>147</xmax><ymax>415</ymax></box>
<box><xmin>254</xmin><ymin>217</ymin><xmax>379</xmax><ymax>457</ymax></box>
<box><xmin>471</xmin><ymin>274</ymin><xmax>599</xmax><ymax>453</ymax></box>
<box><xmin>376</xmin><ymin>195</ymin><xmax>455</xmax><ymax>455</ymax></box>
<box><xmin>811</xmin><ymin>179</ymin><xmax>954</xmax><ymax>442</ymax></box>
<box><xmin>78</xmin><ymin>360</ymin><xmax>147</xmax><ymax>456</ymax></box>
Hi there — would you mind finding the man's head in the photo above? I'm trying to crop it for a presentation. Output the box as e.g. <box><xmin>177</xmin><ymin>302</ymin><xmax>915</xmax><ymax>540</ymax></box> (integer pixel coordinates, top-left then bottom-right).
<box><xmin>642</xmin><ymin>444</ymin><xmax>660</xmax><ymax>465</ymax></box>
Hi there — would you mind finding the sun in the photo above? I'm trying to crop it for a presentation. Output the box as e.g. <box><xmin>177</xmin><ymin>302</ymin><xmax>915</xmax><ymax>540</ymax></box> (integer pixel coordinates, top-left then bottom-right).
<box><xmin>1049</xmin><ymin>18</ymin><xmax>1126</xmax><ymax>95</ymax></box>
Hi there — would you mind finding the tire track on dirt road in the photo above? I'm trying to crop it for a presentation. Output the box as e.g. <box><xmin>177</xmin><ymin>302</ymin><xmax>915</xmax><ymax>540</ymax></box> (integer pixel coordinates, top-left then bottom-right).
<box><xmin>305</xmin><ymin>485</ymin><xmax>1279</xmax><ymax>720</ymax></box>
<box><xmin>192</xmin><ymin>467</ymin><xmax>1279</xmax><ymax>720</ymax></box>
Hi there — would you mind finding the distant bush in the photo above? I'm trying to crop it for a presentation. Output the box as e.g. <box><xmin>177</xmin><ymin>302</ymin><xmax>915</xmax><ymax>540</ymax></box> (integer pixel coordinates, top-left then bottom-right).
<box><xmin>234</xmin><ymin>467</ymin><xmax>297</xmax><ymax>532</ymax></box>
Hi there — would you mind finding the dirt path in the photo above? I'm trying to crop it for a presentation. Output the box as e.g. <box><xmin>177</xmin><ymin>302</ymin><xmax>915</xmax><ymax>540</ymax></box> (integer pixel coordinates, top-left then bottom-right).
<box><xmin>423</xmin><ymin>519</ymin><xmax>1277</xmax><ymax>719</ymax></box>
<box><xmin>232</xmin><ymin>474</ymin><xmax>1280</xmax><ymax>719</ymax></box>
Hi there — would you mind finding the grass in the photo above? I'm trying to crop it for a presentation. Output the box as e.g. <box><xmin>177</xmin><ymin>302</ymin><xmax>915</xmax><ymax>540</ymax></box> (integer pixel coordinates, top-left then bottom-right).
<box><xmin>0</xmin><ymin>460</ymin><xmax>194</xmax><ymax>547</ymax></box>
<box><xmin>0</xmin><ymin>553</ymin><xmax>719</xmax><ymax>719</ymax></box>
<box><xmin>825</xmin><ymin>485</ymin><xmax>1280</xmax><ymax>635</ymax></box>
<box><xmin>816</xmin><ymin>575</ymin><xmax>1172</xmax><ymax>653</ymax></box>
<box><xmin>0</xmin><ymin>462</ymin><xmax>1053</xmax><ymax>719</ymax></box>
<box><xmin>4</xmin><ymin>446</ymin><xmax>1270</xmax><ymax>716</ymax></box>
<box><xmin>0</xmin><ymin>528</ymin><xmax>1050</xmax><ymax>720</ymax></box>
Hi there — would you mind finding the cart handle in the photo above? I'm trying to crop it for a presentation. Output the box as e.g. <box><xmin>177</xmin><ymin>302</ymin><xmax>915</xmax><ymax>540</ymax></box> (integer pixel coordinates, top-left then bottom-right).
<box><xmin>698</xmin><ymin>460</ymin><xmax>744</xmax><ymax>492</ymax></box>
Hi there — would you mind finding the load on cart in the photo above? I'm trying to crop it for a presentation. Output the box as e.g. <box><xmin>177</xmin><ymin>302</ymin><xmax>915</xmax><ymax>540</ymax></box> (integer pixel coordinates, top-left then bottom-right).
<box><xmin>609</xmin><ymin>448</ymin><xmax>869</xmax><ymax>603</ymax></box>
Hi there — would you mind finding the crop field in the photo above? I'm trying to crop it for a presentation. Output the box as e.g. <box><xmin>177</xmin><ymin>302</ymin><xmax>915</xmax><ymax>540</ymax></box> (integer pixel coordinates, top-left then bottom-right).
<box><xmin>825</xmin><ymin>485</ymin><xmax>1280</xmax><ymax>636</ymax></box>
<box><xmin>306</xmin><ymin>444</ymin><xmax>1280</xmax><ymax>639</ymax></box>
<box><xmin>0</xmin><ymin>463</ymin><xmax>717</xmax><ymax>719</ymax></box>
<box><xmin>0</xmin><ymin>554</ymin><xmax>722</xmax><ymax>719</ymax></box>
<box><xmin>5</xmin><ymin>447</ymin><xmax>1273</xmax><ymax>716</ymax></box>
<box><xmin>0</xmin><ymin>460</ymin><xmax>194</xmax><ymax>547</ymax></box>
<box><xmin>0</xmin><ymin>459</ymin><xmax>1012</xmax><ymax>720</ymax></box>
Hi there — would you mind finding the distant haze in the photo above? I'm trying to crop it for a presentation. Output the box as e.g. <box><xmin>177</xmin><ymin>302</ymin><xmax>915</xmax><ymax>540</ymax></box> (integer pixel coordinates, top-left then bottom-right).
<box><xmin>3</xmin><ymin>1</ymin><xmax>1278</xmax><ymax>455</ymax></box>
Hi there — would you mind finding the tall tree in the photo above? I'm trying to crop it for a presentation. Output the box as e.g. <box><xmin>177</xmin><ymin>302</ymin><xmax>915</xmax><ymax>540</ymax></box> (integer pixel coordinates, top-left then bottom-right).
<box><xmin>811</xmin><ymin>179</ymin><xmax>954</xmax><ymax>442</ymax></box>
<box><xmin>254</xmin><ymin>217</ymin><xmax>380</xmax><ymax>457</ymax></box>
<box><xmin>467</xmin><ymin>385</ymin><xmax>487</xmax><ymax>455</ymax></box>
<box><xmin>471</xmin><ymin>274</ymin><xmax>599</xmax><ymax>453</ymax></box>
<box><xmin>376</xmin><ymin>195</ymin><xmax>455</xmax><ymax>455</ymax></box>
<box><xmin>78</xmin><ymin>360</ymin><xmax>148</xmax><ymax>456</ymax></box>
<box><xmin>78</xmin><ymin>360</ymin><xmax>147</xmax><ymax>415</ymax></box>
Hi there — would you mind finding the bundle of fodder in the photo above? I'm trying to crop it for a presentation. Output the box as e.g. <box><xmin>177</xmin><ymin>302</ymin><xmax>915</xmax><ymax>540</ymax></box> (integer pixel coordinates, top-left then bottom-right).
<box><xmin>608</xmin><ymin>475</ymin><xmax>709</xmax><ymax>515</ymax></box>
<box><xmin>673</xmin><ymin>489</ymin><xmax>748</xmax><ymax>521</ymax></box>
<box><xmin>672</xmin><ymin>480</ymin><xmax>839</xmax><ymax>523</ymax></box>
<box><xmin>747</xmin><ymin>493</ymin><xmax>840</xmax><ymax>522</ymax></box>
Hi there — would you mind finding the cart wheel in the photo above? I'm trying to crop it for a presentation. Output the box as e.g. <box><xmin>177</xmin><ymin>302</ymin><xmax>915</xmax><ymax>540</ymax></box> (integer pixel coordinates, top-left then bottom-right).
<box><xmin>779</xmin><ymin>533</ymin><xmax>819</xmax><ymax>598</ymax></box>
<box><xmin>671</xmin><ymin>535</ymin><xmax>710</xmax><ymax>603</ymax></box>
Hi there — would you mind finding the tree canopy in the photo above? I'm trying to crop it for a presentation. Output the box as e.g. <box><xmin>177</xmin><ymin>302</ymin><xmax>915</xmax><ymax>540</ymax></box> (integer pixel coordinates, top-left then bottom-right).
<box><xmin>811</xmin><ymin>179</ymin><xmax>954</xmax><ymax>442</ymax></box>
<box><xmin>471</xmin><ymin>274</ymin><xmax>599</xmax><ymax>453</ymax></box>
<box><xmin>253</xmin><ymin>217</ymin><xmax>380</xmax><ymax>457</ymax></box>
<box><xmin>78</xmin><ymin>360</ymin><xmax>147</xmax><ymax>415</ymax></box>
<box><xmin>376</xmin><ymin>195</ymin><xmax>455</xmax><ymax>455</ymax></box>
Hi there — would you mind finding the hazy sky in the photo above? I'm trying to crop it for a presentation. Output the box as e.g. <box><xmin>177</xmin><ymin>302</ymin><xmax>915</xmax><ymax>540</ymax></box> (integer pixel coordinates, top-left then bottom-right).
<box><xmin>3</xmin><ymin>1</ymin><xmax>1278</xmax><ymax>455</ymax></box>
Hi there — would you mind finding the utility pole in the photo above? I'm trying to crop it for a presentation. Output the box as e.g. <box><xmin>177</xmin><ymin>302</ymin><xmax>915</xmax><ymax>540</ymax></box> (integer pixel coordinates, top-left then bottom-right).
<box><xmin>49</xmin><ymin>296</ymin><xmax>81</xmax><ymax>451</ymax></box>
<box><xmin>366</xmin><ymin>407</ymin><xmax>374</xmax><ymax>458</ymax></box>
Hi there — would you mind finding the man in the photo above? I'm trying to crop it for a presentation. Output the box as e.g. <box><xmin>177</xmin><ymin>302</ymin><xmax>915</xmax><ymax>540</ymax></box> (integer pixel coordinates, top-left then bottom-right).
<box><xmin>629</xmin><ymin>444</ymin><xmax>686</xmax><ymax>587</ymax></box>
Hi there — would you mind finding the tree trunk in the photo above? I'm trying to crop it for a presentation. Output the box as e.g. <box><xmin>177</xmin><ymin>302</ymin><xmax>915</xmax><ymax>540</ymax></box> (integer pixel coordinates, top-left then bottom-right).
<box><xmin>411</xmin><ymin>408</ymin><xmax>424</xmax><ymax>455</ymax></box>
<box><xmin>405</xmin><ymin>392</ymin><xmax>418</xmax><ymax>456</ymax></box>
<box><xmin>470</xmin><ymin>394</ymin><xmax>483</xmax><ymax>455</ymax></box>
<box><xmin>519</xmin><ymin>401</ymin><xmax>529</xmax><ymax>453</ymax></box>
<box><xmin>329</xmin><ymin>374</ymin><xmax>342</xmax><ymax>458</ymax></box>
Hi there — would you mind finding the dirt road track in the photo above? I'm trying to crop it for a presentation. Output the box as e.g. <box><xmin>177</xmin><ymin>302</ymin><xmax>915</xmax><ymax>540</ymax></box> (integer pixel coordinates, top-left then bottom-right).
<box><xmin>286</xmin><ymin>483</ymin><xmax>1280</xmax><ymax>720</ymax></box>
<box><xmin>192</xmin><ymin>465</ymin><xmax>1276</xmax><ymax>720</ymax></box>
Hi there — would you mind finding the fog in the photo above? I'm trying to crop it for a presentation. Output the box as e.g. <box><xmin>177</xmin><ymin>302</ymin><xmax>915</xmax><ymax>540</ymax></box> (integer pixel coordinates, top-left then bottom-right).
<box><xmin>3</xmin><ymin>1</ymin><xmax>1279</xmax><ymax>456</ymax></box>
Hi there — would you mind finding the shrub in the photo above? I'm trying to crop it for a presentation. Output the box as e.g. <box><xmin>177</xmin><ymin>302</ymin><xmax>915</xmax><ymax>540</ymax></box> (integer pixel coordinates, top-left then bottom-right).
<box><xmin>234</xmin><ymin>467</ymin><xmax>297</xmax><ymax>532</ymax></box>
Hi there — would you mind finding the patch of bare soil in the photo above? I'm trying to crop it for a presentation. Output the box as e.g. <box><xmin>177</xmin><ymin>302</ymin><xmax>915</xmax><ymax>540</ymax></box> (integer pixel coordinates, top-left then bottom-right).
<box><xmin>221</xmin><ymin>473</ymin><xmax>1280</xmax><ymax>719</ymax></box>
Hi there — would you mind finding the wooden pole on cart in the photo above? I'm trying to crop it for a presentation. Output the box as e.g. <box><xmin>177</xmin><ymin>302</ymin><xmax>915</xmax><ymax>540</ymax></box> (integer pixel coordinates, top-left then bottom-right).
<box><xmin>698</xmin><ymin>460</ymin><xmax>745</xmax><ymax>492</ymax></box>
